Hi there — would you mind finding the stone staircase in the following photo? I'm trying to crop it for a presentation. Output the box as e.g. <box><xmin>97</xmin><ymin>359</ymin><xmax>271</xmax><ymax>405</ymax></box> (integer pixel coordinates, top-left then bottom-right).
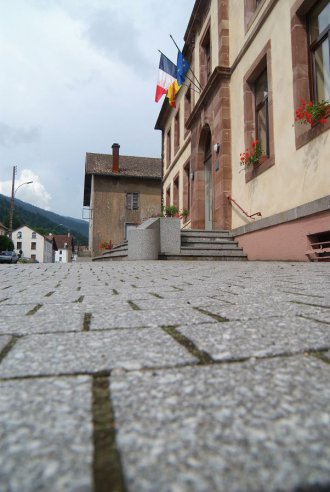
<box><xmin>93</xmin><ymin>230</ymin><xmax>247</xmax><ymax>261</ymax></box>
<box><xmin>93</xmin><ymin>241</ymin><xmax>128</xmax><ymax>261</ymax></box>
<box><xmin>160</xmin><ymin>230</ymin><xmax>247</xmax><ymax>261</ymax></box>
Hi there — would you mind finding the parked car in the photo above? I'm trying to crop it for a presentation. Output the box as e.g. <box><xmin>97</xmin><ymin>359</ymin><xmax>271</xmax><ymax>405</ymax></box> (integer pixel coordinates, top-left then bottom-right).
<box><xmin>0</xmin><ymin>251</ymin><xmax>18</xmax><ymax>264</ymax></box>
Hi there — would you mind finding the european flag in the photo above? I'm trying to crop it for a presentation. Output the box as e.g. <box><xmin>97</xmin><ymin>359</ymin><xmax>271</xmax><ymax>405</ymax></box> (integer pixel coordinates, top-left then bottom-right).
<box><xmin>176</xmin><ymin>51</ymin><xmax>190</xmax><ymax>85</ymax></box>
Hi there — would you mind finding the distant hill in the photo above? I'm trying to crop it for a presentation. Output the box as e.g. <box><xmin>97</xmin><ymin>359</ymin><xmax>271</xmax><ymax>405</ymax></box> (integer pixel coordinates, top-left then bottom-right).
<box><xmin>0</xmin><ymin>194</ymin><xmax>88</xmax><ymax>244</ymax></box>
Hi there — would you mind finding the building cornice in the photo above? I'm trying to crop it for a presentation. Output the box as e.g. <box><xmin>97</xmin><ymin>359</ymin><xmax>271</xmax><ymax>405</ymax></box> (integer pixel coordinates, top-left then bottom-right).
<box><xmin>186</xmin><ymin>67</ymin><xmax>231</xmax><ymax>129</ymax></box>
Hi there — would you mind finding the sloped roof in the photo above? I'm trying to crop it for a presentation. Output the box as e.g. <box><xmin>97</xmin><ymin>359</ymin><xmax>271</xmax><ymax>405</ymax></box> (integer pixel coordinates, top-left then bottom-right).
<box><xmin>85</xmin><ymin>153</ymin><xmax>162</xmax><ymax>179</ymax></box>
<box><xmin>52</xmin><ymin>234</ymin><xmax>74</xmax><ymax>251</ymax></box>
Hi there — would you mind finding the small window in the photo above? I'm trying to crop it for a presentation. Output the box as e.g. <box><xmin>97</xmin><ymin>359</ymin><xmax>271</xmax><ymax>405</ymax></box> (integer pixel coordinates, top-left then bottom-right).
<box><xmin>200</xmin><ymin>27</ymin><xmax>211</xmax><ymax>86</ymax></box>
<box><xmin>59</xmin><ymin>250</ymin><xmax>62</xmax><ymax>255</ymax></box>
<box><xmin>17</xmin><ymin>231</ymin><xmax>22</xmax><ymax>239</ymax></box>
<box><xmin>32</xmin><ymin>232</ymin><xmax>37</xmax><ymax>239</ymax></box>
<box><xmin>184</xmin><ymin>88</ymin><xmax>192</xmax><ymax>137</ymax></box>
<box><xmin>173</xmin><ymin>176</ymin><xmax>179</xmax><ymax>208</ymax></box>
<box><xmin>174</xmin><ymin>111</ymin><xmax>180</xmax><ymax>154</ymax></box>
<box><xmin>126</xmin><ymin>193</ymin><xmax>139</xmax><ymax>210</ymax></box>
<box><xmin>17</xmin><ymin>241</ymin><xmax>22</xmax><ymax>250</ymax></box>
<box><xmin>166</xmin><ymin>186</ymin><xmax>171</xmax><ymax>207</ymax></box>
<box><xmin>31</xmin><ymin>242</ymin><xmax>36</xmax><ymax>250</ymax></box>
<box><xmin>166</xmin><ymin>129</ymin><xmax>171</xmax><ymax>167</ymax></box>
<box><xmin>31</xmin><ymin>254</ymin><xmax>36</xmax><ymax>260</ymax></box>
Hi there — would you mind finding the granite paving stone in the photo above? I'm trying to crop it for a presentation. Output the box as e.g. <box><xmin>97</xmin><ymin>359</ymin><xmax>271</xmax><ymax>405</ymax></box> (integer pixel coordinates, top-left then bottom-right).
<box><xmin>0</xmin><ymin>376</ymin><xmax>93</xmax><ymax>492</ymax></box>
<box><xmin>177</xmin><ymin>317</ymin><xmax>330</xmax><ymax>360</ymax></box>
<box><xmin>0</xmin><ymin>335</ymin><xmax>12</xmax><ymax>354</ymax></box>
<box><xmin>0</xmin><ymin>308</ymin><xmax>84</xmax><ymax>335</ymax></box>
<box><xmin>0</xmin><ymin>261</ymin><xmax>330</xmax><ymax>492</ymax></box>
<box><xmin>194</xmin><ymin>300</ymin><xmax>330</xmax><ymax>321</ymax></box>
<box><xmin>110</xmin><ymin>356</ymin><xmax>330</xmax><ymax>492</ymax></box>
<box><xmin>0</xmin><ymin>328</ymin><xmax>197</xmax><ymax>377</ymax></box>
<box><xmin>90</xmin><ymin>306</ymin><xmax>216</xmax><ymax>330</ymax></box>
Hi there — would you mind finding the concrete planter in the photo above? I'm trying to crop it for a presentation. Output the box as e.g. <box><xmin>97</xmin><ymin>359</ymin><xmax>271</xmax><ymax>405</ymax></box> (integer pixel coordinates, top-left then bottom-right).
<box><xmin>159</xmin><ymin>217</ymin><xmax>181</xmax><ymax>255</ymax></box>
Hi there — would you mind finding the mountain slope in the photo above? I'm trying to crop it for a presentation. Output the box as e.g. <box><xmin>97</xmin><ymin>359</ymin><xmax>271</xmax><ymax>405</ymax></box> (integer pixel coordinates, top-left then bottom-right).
<box><xmin>0</xmin><ymin>194</ymin><xmax>88</xmax><ymax>244</ymax></box>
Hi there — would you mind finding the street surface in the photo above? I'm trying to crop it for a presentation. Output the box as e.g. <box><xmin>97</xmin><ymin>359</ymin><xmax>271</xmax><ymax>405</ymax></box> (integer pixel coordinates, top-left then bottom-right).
<box><xmin>0</xmin><ymin>261</ymin><xmax>330</xmax><ymax>492</ymax></box>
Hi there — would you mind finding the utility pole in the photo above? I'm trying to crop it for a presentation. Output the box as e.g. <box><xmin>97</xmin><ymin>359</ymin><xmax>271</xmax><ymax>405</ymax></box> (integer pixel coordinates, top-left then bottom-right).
<box><xmin>9</xmin><ymin>166</ymin><xmax>17</xmax><ymax>239</ymax></box>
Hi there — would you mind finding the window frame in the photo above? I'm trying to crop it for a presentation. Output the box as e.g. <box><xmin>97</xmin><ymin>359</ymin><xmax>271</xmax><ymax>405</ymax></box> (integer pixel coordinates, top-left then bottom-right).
<box><xmin>243</xmin><ymin>41</ymin><xmax>275</xmax><ymax>183</ymax></box>
<box><xmin>255</xmin><ymin>69</ymin><xmax>270</xmax><ymax>157</ymax></box>
<box><xmin>291</xmin><ymin>0</ymin><xmax>330</xmax><ymax>149</ymax></box>
<box><xmin>126</xmin><ymin>192</ymin><xmax>139</xmax><ymax>211</ymax></box>
<box><xmin>308</xmin><ymin>0</ymin><xmax>330</xmax><ymax>102</ymax></box>
<box><xmin>200</xmin><ymin>25</ymin><xmax>211</xmax><ymax>88</ymax></box>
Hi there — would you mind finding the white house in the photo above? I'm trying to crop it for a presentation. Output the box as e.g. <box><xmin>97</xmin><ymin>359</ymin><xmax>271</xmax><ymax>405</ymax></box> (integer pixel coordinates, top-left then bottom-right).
<box><xmin>51</xmin><ymin>234</ymin><xmax>74</xmax><ymax>263</ymax></box>
<box><xmin>13</xmin><ymin>225</ymin><xmax>53</xmax><ymax>263</ymax></box>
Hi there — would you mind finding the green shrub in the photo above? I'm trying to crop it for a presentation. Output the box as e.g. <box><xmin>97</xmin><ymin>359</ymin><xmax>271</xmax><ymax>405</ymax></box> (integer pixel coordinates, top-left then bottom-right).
<box><xmin>0</xmin><ymin>235</ymin><xmax>14</xmax><ymax>251</ymax></box>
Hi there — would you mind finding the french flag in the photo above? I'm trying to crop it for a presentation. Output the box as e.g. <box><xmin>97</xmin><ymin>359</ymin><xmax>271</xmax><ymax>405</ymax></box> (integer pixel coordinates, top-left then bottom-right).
<box><xmin>155</xmin><ymin>53</ymin><xmax>177</xmax><ymax>103</ymax></box>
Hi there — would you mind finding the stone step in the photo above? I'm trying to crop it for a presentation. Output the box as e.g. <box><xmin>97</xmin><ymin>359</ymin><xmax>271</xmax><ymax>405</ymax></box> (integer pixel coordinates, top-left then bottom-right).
<box><xmin>181</xmin><ymin>237</ymin><xmax>236</xmax><ymax>245</ymax></box>
<box><xmin>181</xmin><ymin>243</ymin><xmax>242</xmax><ymax>251</ymax></box>
<box><xmin>159</xmin><ymin>254</ymin><xmax>247</xmax><ymax>261</ymax></box>
<box><xmin>181</xmin><ymin>229</ymin><xmax>232</xmax><ymax>238</ymax></box>
<box><xmin>179</xmin><ymin>249</ymin><xmax>246</xmax><ymax>257</ymax></box>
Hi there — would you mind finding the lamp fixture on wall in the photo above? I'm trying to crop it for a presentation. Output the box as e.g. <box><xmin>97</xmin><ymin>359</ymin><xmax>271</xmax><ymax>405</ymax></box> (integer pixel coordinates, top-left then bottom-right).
<box><xmin>213</xmin><ymin>143</ymin><xmax>220</xmax><ymax>154</ymax></box>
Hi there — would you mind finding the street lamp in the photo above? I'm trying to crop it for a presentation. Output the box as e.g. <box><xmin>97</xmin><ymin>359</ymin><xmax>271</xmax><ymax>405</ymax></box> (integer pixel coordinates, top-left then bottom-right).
<box><xmin>8</xmin><ymin>166</ymin><xmax>33</xmax><ymax>238</ymax></box>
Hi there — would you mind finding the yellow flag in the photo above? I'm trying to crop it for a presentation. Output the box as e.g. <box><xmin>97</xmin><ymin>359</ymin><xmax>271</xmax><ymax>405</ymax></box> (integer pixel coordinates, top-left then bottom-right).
<box><xmin>166</xmin><ymin>80</ymin><xmax>181</xmax><ymax>108</ymax></box>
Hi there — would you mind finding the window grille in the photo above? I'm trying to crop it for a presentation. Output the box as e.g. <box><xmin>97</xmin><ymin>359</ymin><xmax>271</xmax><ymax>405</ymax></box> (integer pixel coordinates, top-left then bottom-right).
<box><xmin>126</xmin><ymin>193</ymin><xmax>139</xmax><ymax>210</ymax></box>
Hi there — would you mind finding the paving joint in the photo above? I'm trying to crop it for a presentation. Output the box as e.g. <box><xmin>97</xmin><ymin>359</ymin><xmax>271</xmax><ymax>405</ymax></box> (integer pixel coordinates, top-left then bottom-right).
<box><xmin>92</xmin><ymin>375</ymin><xmax>127</xmax><ymax>492</ymax></box>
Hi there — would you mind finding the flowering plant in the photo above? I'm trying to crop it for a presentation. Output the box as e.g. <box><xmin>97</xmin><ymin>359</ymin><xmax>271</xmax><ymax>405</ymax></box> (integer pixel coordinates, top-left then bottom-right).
<box><xmin>295</xmin><ymin>99</ymin><xmax>330</xmax><ymax>126</ymax></box>
<box><xmin>162</xmin><ymin>206</ymin><xmax>189</xmax><ymax>219</ymax></box>
<box><xmin>240</xmin><ymin>140</ymin><xmax>263</xmax><ymax>168</ymax></box>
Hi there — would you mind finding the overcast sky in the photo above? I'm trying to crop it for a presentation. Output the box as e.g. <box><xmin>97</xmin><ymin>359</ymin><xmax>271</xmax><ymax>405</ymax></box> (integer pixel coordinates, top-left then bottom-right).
<box><xmin>0</xmin><ymin>0</ymin><xmax>195</xmax><ymax>219</ymax></box>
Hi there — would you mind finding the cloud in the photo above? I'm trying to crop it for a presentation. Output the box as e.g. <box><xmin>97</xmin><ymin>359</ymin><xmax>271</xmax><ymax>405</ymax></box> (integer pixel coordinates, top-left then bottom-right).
<box><xmin>0</xmin><ymin>169</ymin><xmax>51</xmax><ymax>211</ymax></box>
<box><xmin>0</xmin><ymin>123</ymin><xmax>40</xmax><ymax>147</ymax></box>
<box><xmin>85</xmin><ymin>9</ymin><xmax>151</xmax><ymax>76</ymax></box>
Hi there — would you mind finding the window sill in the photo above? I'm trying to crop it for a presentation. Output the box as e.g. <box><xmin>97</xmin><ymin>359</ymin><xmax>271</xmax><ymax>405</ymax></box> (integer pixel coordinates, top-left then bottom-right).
<box><xmin>295</xmin><ymin>117</ymin><xmax>330</xmax><ymax>150</ymax></box>
<box><xmin>245</xmin><ymin>155</ymin><xmax>275</xmax><ymax>183</ymax></box>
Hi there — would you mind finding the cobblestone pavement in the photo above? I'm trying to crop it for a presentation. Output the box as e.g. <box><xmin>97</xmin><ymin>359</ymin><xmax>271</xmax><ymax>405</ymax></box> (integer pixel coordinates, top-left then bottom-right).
<box><xmin>0</xmin><ymin>261</ymin><xmax>330</xmax><ymax>492</ymax></box>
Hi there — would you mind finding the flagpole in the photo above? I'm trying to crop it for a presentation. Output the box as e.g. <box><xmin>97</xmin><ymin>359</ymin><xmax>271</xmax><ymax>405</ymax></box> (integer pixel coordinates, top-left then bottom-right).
<box><xmin>169</xmin><ymin>34</ymin><xmax>203</xmax><ymax>91</ymax></box>
<box><xmin>157</xmin><ymin>49</ymin><xmax>201</xmax><ymax>93</ymax></box>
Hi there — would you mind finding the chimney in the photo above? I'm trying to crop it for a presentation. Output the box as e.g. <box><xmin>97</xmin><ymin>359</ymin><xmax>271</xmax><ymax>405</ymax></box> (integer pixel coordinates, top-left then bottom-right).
<box><xmin>112</xmin><ymin>143</ymin><xmax>120</xmax><ymax>173</ymax></box>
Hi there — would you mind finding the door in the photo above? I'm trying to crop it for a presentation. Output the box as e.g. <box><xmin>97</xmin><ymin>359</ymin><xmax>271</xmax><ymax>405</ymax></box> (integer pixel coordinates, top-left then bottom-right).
<box><xmin>204</xmin><ymin>157</ymin><xmax>213</xmax><ymax>230</ymax></box>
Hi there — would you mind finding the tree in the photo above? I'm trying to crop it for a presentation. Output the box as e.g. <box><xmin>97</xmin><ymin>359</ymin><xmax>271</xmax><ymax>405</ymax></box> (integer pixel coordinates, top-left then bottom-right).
<box><xmin>0</xmin><ymin>235</ymin><xmax>14</xmax><ymax>251</ymax></box>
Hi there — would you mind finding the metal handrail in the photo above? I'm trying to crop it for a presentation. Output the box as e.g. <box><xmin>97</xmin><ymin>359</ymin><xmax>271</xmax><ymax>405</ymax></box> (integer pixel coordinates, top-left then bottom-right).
<box><xmin>227</xmin><ymin>195</ymin><xmax>262</xmax><ymax>220</ymax></box>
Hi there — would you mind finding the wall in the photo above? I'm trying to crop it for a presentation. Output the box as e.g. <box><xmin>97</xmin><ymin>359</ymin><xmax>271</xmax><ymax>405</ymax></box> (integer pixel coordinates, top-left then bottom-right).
<box><xmin>229</xmin><ymin>0</ymin><xmax>330</xmax><ymax>229</ymax></box>
<box><xmin>91</xmin><ymin>176</ymin><xmax>161</xmax><ymax>255</ymax></box>
<box><xmin>13</xmin><ymin>226</ymin><xmax>45</xmax><ymax>262</ymax></box>
<box><xmin>236</xmin><ymin>210</ymin><xmax>330</xmax><ymax>261</ymax></box>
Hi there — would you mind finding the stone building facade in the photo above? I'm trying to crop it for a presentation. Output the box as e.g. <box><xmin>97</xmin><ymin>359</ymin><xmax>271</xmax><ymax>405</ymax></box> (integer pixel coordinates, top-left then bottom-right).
<box><xmin>156</xmin><ymin>0</ymin><xmax>330</xmax><ymax>261</ymax></box>
<box><xmin>83</xmin><ymin>144</ymin><xmax>162</xmax><ymax>256</ymax></box>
